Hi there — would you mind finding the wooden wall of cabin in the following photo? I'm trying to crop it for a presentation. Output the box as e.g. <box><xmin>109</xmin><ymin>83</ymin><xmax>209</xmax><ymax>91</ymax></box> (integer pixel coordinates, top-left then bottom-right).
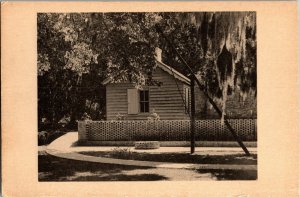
<box><xmin>194</xmin><ymin>87</ymin><xmax>257</xmax><ymax>119</ymax></box>
<box><xmin>194</xmin><ymin>86</ymin><xmax>208</xmax><ymax>119</ymax></box>
<box><xmin>105</xmin><ymin>67</ymin><xmax>190</xmax><ymax>120</ymax></box>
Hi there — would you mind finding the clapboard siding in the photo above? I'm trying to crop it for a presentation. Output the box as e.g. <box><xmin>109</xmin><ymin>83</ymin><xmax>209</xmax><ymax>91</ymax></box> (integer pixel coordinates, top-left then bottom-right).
<box><xmin>106</xmin><ymin>67</ymin><xmax>191</xmax><ymax>120</ymax></box>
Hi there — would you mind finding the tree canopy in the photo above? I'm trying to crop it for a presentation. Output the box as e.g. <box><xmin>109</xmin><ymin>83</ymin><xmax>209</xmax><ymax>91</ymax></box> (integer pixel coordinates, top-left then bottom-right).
<box><xmin>38</xmin><ymin>12</ymin><xmax>256</xmax><ymax>128</ymax></box>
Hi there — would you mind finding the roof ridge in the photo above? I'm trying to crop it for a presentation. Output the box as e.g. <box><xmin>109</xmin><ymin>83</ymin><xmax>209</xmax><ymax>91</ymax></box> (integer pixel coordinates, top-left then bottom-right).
<box><xmin>102</xmin><ymin>59</ymin><xmax>191</xmax><ymax>85</ymax></box>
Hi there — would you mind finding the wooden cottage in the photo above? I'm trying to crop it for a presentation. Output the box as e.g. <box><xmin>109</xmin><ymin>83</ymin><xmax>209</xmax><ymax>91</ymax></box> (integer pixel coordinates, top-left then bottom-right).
<box><xmin>78</xmin><ymin>49</ymin><xmax>257</xmax><ymax>144</ymax></box>
<box><xmin>102</xmin><ymin>52</ymin><xmax>192</xmax><ymax>121</ymax></box>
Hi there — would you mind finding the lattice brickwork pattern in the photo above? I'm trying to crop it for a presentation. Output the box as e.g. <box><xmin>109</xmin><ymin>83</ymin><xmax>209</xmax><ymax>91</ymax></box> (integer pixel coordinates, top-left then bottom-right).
<box><xmin>86</xmin><ymin>119</ymin><xmax>257</xmax><ymax>141</ymax></box>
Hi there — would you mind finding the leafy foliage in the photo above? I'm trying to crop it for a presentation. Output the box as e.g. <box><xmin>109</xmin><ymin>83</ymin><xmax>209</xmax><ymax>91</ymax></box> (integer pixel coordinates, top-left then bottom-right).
<box><xmin>38</xmin><ymin>12</ymin><xmax>256</xmax><ymax>128</ymax></box>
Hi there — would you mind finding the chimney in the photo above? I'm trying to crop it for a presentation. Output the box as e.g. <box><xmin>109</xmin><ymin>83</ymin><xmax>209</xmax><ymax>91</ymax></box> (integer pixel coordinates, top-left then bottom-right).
<box><xmin>155</xmin><ymin>47</ymin><xmax>162</xmax><ymax>62</ymax></box>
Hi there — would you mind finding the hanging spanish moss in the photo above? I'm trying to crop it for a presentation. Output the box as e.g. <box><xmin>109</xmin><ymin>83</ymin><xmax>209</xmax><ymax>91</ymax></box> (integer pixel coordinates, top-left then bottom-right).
<box><xmin>175</xmin><ymin>12</ymin><xmax>256</xmax><ymax>122</ymax></box>
<box><xmin>216</xmin><ymin>44</ymin><xmax>235</xmax><ymax>124</ymax></box>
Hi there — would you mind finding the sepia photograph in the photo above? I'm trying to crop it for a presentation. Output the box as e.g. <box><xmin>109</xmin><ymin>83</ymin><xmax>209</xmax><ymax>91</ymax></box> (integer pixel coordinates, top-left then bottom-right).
<box><xmin>37</xmin><ymin>12</ymin><xmax>257</xmax><ymax>181</ymax></box>
<box><xmin>2</xmin><ymin>1</ymin><xmax>300</xmax><ymax>196</ymax></box>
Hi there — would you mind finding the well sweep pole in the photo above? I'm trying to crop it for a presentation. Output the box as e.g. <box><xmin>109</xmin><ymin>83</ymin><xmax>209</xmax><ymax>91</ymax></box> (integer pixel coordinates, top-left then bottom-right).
<box><xmin>190</xmin><ymin>77</ymin><xmax>196</xmax><ymax>154</ymax></box>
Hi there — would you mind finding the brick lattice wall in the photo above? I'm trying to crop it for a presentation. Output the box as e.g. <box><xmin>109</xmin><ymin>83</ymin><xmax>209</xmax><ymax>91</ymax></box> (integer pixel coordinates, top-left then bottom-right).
<box><xmin>79</xmin><ymin>119</ymin><xmax>257</xmax><ymax>141</ymax></box>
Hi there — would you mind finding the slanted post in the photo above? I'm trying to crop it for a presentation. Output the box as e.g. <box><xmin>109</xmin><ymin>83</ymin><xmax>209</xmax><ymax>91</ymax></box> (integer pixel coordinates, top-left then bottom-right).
<box><xmin>190</xmin><ymin>77</ymin><xmax>196</xmax><ymax>154</ymax></box>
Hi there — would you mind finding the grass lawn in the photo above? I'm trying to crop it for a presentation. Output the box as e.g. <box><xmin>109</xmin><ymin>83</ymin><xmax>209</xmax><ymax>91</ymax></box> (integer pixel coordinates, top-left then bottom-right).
<box><xmin>38</xmin><ymin>153</ymin><xmax>257</xmax><ymax>181</ymax></box>
<box><xmin>38</xmin><ymin>154</ymin><xmax>161</xmax><ymax>181</ymax></box>
<box><xmin>79</xmin><ymin>148</ymin><xmax>257</xmax><ymax>165</ymax></box>
<box><xmin>38</xmin><ymin>147</ymin><xmax>257</xmax><ymax>181</ymax></box>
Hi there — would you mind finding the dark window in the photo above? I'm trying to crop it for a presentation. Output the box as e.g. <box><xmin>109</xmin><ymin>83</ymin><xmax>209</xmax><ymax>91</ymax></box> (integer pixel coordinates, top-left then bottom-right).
<box><xmin>140</xmin><ymin>90</ymin><xmax>149</xmax><ymax>113</ymax></box>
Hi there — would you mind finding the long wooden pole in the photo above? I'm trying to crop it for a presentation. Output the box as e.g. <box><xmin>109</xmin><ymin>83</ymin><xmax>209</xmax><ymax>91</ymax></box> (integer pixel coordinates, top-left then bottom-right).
<box><xmin>155</xmin><ymin>24</ymin><xmax>251</xmax><ymax>156</ymax></box>
<box><xmin>190</xmin><ymin>78</ymin><xmax>195</xmax><ymax>154</ymax></box>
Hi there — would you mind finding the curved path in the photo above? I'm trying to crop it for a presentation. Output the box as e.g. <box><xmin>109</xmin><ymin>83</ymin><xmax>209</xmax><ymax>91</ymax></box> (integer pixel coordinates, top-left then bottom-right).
<box><xmin>46</xmin><ymin>132</ymin><xmax>257</xmax><ymax>170</ymax></box>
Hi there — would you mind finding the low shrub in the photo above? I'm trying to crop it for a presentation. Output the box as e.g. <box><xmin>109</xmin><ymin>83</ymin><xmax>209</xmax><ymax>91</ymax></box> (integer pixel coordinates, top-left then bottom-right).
<box><xmin>110</xmin><ymin>147</ymin><xmax>133</xmax><ymax>158</ymax></box>
<box><xmin>38</xmin><ymin>131</ymin><xmax>49</xmax><ymax>145</ymax></box>
<box><xmin>135</xmin><ymin>141</ymin><xmax>160</xmax><ymax>149</ymax></box>
<box><xmin>38</xmin><ymin>130</ymin><xmax>66</xmax><ymax>146</ymax></box>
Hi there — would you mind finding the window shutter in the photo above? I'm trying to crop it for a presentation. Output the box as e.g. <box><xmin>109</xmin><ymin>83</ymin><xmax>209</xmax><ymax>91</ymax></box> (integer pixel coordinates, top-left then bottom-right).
<box><xmin>127</xmin><ymin>89</ymin><xmax>138</xmax><ymax>114</ymax></box>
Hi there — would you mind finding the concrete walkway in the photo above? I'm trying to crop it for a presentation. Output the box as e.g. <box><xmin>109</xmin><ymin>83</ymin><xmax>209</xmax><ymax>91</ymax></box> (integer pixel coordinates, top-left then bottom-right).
<box><xmin>46</xmin><ymin>132</ymin><xmax>257</xmax><ymax>170</ymax></box>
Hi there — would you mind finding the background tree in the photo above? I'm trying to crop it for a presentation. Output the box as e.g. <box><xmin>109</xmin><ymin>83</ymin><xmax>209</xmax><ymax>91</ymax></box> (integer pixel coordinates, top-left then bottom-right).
<box><xmin>38</xmin><ymin>13</ymin><xmax>160</xmax><ymax>129</ymax></box>
<box><xmin>155</xmin><ymin>12</ymin><xmax>256</xmax><ymax>122</ymax></box>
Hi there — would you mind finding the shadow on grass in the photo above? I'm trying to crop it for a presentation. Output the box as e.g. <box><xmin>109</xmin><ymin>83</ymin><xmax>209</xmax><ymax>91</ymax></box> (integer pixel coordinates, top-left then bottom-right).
<box><xmin>79</xmin><ymin>150</ymin><xmax>257</xmax><ymax>165</ymax></box>
<box><xmin>196</xmin><ymin>169</ymin><xmax>257</xmax><ymax>180</ymax></box>
<box><xmin>71</xmin><ymin>174</ymin><xmax>168</xmax><ymax>181</ymax></box>
<box><xmin>38</xmin><ymin>154</ymin><xmax>168</xmax><ymax>181</ymax></box>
